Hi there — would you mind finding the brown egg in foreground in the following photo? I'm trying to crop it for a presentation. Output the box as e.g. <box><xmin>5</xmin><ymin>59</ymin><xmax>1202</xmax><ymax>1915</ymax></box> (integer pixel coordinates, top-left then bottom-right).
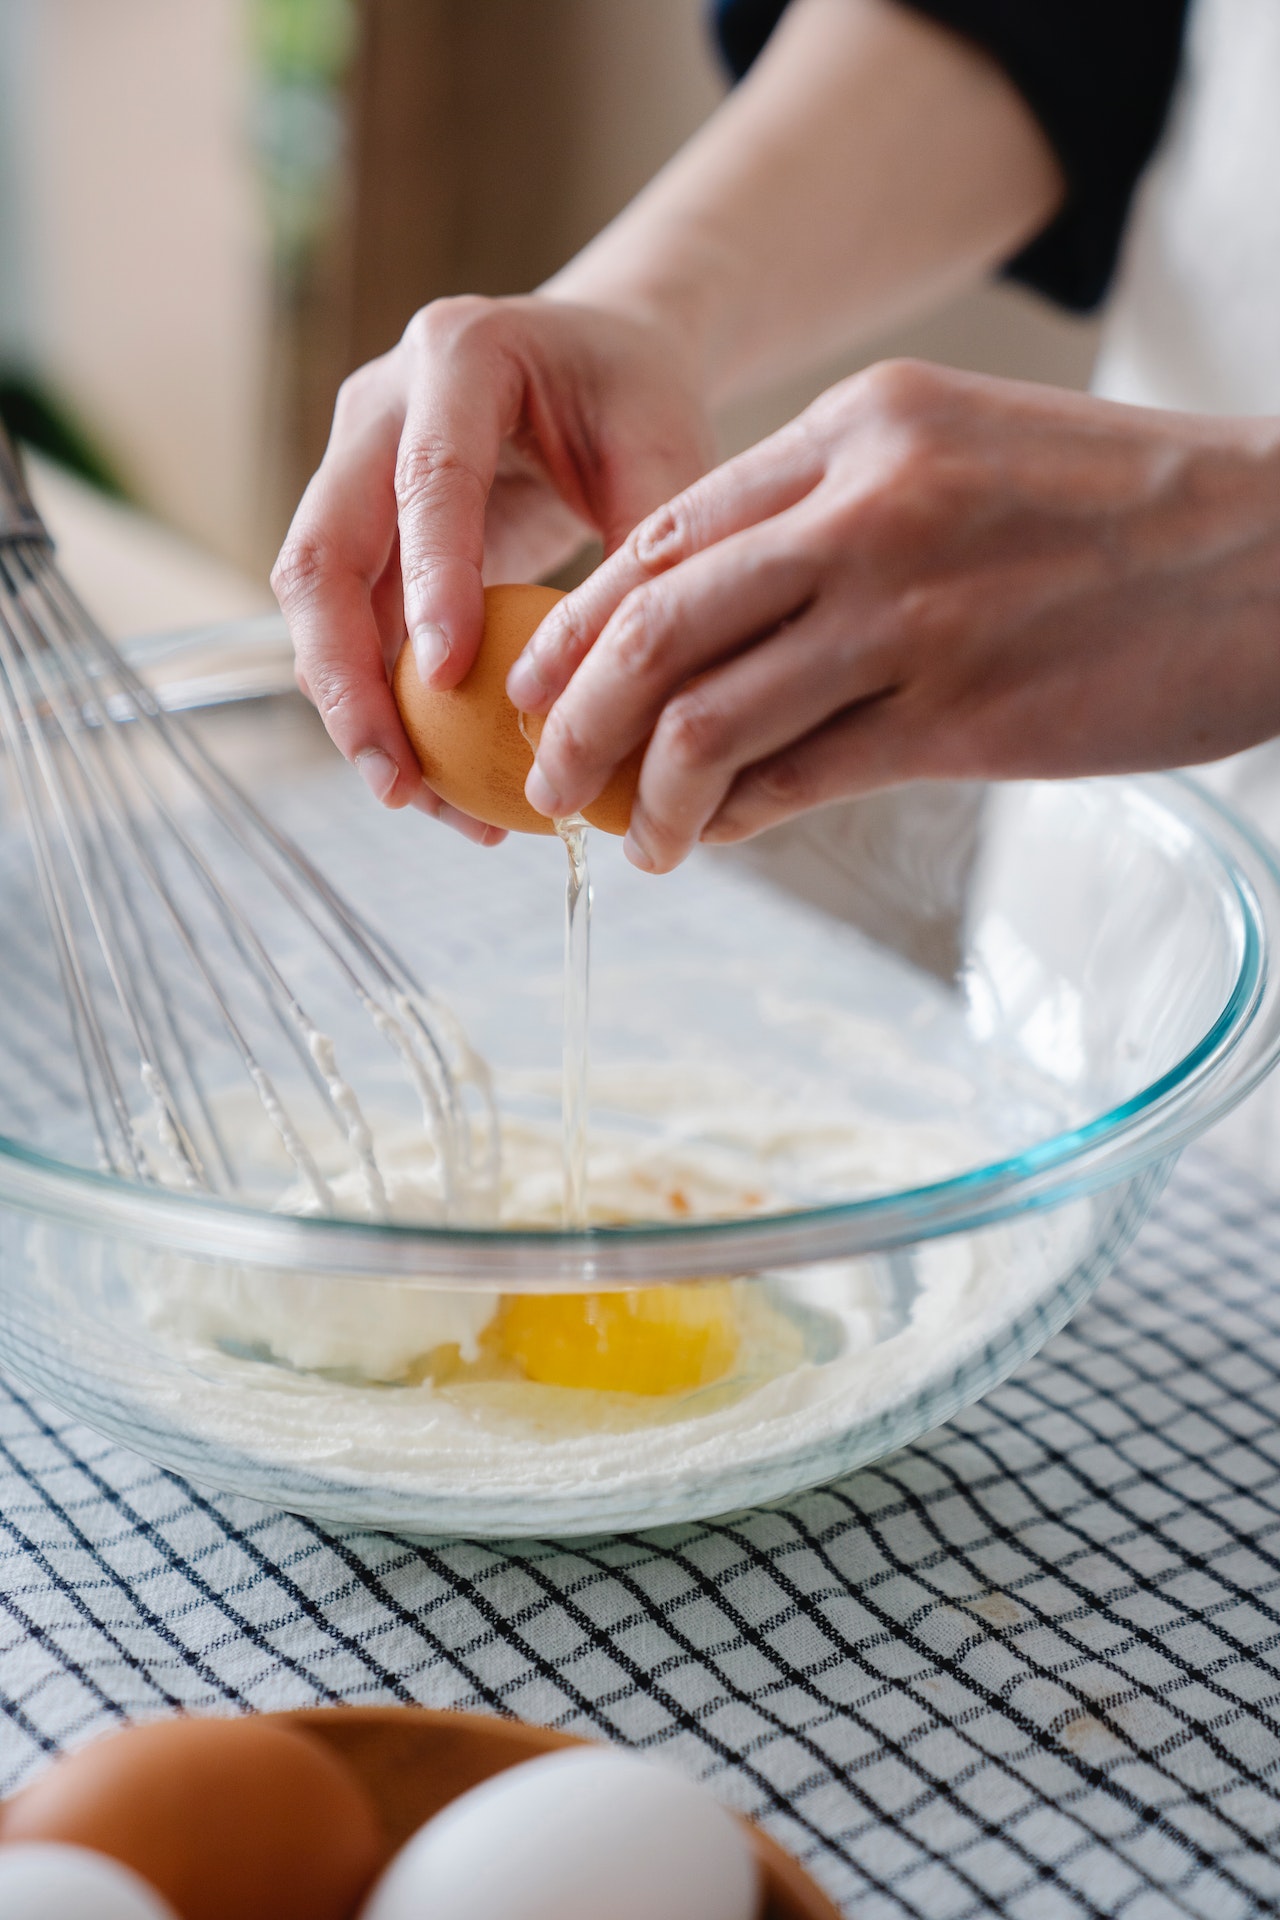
<box><xmin>0</xmin><ymin>1716</ymin><xmax>387</xmax><ymax>1920</ymax></box>
<box><xmin>394</xmin><ymin>582</ymin><xmax>644</xmax><ymax>835</ymax></box>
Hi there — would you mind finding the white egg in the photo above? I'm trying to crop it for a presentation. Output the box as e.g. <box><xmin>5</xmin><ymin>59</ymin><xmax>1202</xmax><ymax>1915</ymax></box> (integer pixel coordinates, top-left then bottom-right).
<box><xmin>0</xmin><ymin>1842</ymin><xmax>179</xmax><ymax>1919</ymax></box>
<box><xmin>358</xmin><ymin>1747</ymin><xmax>761</xmax><ymax>1920</ymax></box>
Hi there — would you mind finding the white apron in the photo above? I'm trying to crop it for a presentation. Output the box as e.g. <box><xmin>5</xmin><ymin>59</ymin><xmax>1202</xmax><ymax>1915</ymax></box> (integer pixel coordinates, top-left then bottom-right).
<box><xmin>1092</xmin><ymin>0</ymin><xmax>1280</xmax><ymax>1168</ymax></box>
<box><xmin>1091</xmin><ymin>0</ymin><xmax>1280</xmax><ymax>845</ymax></box>
<box><xmin>1092</xmin><ymin>0</ymin><xmax>1280</xmax><ymax>417</ymax></box>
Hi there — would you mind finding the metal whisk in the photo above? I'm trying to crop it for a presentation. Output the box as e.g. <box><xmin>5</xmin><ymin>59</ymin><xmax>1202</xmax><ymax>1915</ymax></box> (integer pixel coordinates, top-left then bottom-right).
<box><xmin>0</xmin><ymin>428</ymin><xmax>496</xmax><ymax>1220</ymax></box>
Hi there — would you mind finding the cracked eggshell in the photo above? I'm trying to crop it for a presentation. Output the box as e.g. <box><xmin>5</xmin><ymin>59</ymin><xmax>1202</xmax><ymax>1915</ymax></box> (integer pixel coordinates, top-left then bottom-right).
<box><xmin>394</xmin><ymin>583</ymin><xmax>642</xmax><ymax>836</ymax></box>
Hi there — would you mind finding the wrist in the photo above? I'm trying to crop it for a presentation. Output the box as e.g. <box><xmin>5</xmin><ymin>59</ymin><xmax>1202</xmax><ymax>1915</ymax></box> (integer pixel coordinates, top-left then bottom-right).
<box><xmin>540</xmin><ymin>221</ymin><xmax>744</xmax><ymax>405</ymax></box>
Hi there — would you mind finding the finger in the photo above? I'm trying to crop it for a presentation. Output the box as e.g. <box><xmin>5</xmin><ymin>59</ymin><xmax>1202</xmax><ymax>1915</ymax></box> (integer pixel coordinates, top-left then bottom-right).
<box><xmin>367</xmin><ymin>504</ymin><xmax>503</xmax><ymax>836</ymax></box>
<box><xmin>524</xmin><ymin>517</ymin><xmax>820</xmax><ymax>823</ymax></box>
<box><xmin>702</xmin><ymin>693</ymin><xmax>916</xmax><ymax>844</ymax></box>
<box><xmin>370</xmin><ymin>534</ymin><xmax>408</xmax><ymax>678</ymax></box>
<box><xmin>273</xmin><ymin>385</ymin><xmax>425</xmax><ymax>807</ymax></box>
<box><xmin>406</xmin><ymin>782</ymin><xmax>508</xmax><ymax>846</ymax></box>
<box><xmin>481</xmin><ymin>454</ymin><xmax>593</xmax><ymax>585</ymax></box>
<box><xmin>589</xmin><ymin>399</ymin><xmax>713</xmax><ymax>560</ymax></box>
<box><xmin>507</xmin><ymin>416</ymin><xmax>824</xmax><ymax>714</ymax></box>
<box><xmin>624</xmin><ymin>591</ymin><xmax>896</xmax><ymax>873</ymax></box>
<box><xmin>396</xmin><ymin>309</ymin><xmax>524</xmax><ymax>690</ymax></box>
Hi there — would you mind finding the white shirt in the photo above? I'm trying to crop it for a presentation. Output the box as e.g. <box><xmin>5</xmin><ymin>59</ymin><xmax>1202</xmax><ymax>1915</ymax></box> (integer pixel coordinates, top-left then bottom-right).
<box><xmin>1093</xmin><ymin>0</ymin><xmax>1280</xmax><ymax>418</ymax></box>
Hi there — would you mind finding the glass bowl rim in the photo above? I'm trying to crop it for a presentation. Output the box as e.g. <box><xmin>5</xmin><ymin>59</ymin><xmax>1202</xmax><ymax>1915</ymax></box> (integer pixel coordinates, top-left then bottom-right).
<box><xmin>1</xmin><ymin>770</ymin><xmax>1277</xmax><ymax>1281</ymax></box>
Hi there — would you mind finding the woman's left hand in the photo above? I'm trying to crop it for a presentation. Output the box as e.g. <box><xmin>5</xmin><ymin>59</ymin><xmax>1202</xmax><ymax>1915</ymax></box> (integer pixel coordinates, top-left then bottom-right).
<box><xmin>506</xmin><ymin>359</ymin><xmax>1280</xmax><ymax>872</ymax></box>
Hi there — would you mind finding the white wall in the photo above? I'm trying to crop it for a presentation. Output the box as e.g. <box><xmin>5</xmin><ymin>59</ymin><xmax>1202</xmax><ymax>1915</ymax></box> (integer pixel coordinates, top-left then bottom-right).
<box><xmin>0</xmin><ymin>0</ymin><xmax>41</xmax><ymax>367</ymax></box>
<box><xmin>25</xmin><ymin>0</ymin><xmax>272</xmax><ymax>570</ymax></box>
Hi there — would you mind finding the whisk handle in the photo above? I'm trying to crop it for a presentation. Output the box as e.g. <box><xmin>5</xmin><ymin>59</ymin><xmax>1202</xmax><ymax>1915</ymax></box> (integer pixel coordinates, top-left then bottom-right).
<box><xmin>0</xmin><ymin>424</ymin><xmax>52</xmax><ymax>545</ymax></box>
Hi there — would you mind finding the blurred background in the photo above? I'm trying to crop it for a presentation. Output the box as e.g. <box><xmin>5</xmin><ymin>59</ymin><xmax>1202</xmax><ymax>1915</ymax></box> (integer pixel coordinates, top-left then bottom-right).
<box><xmin>0</xmin><ymin>0</ymin><xmax>1098</xmax><ymax>635</ymax></box>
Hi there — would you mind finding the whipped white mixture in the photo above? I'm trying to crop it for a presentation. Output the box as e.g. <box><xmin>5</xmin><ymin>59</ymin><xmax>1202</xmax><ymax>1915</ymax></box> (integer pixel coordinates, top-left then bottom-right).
<box><xmin>88</xmin><ymin>1059</ymin><xmax>1089</xmax><ymax>1530</ymax></box>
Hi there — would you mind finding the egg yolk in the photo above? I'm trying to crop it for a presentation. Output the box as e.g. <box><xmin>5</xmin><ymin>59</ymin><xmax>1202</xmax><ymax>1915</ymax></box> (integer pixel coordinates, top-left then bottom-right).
<box><xmin>494</xmin><ymin>1283</ymin><xmax>741</xmax><ymax>1396</ymax></box>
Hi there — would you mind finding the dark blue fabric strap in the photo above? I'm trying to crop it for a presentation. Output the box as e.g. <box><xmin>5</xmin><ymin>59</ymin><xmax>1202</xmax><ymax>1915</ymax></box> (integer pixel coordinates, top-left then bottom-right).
<box><xmin>711</xmin><ymin>0</ymin><xmax>1191</xmax><ymax>312</ymax></box>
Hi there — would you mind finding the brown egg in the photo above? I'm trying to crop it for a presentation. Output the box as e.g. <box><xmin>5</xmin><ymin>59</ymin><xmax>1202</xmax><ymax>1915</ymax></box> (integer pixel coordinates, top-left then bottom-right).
<box><xmin>394</xmin><ymin>582</ymin><xmax>644</xmax><ymax>836</ymax></box>
<box><xmin>0</xmin><ymin>1716</ymin><xmax>387</xmax><ymax>1920</ymax></box>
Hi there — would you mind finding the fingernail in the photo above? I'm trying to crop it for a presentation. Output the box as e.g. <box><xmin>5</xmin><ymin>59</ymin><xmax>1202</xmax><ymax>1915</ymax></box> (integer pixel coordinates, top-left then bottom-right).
<box><xmin>506</xmin><ymin>650</ymin><xmax>544</xmax><ymax>709</ymax></box>
<box><xmin>355</xmin><ymin>746</ymin><xmax>398</xmax><ymax>802</ymax></box>
<box><xmin>525</xmin><ymin>762</ymin><xmax>561</xmax><ymax>816</ymax></box>
<box><xmin>412</xmin><ymin>621</ymin><xmax>450</xmax><ymax>683</ymax></box>
<box><xmin>624</xmin><ymin>827</ymin><xmax>656</xmax><ymax>872</ymax></box>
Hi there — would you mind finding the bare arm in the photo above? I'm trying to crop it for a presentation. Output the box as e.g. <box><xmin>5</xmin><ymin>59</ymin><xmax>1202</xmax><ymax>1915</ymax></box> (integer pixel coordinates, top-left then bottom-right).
<box><xmin>272</xmin><ymin>0</ymin><xmax>1062</xmax><ymax>817</ymax></box>
<box><xmin>548</xmin><ymin>0</ymin><xmax>1063</xmax><ymax>403</ymax></box>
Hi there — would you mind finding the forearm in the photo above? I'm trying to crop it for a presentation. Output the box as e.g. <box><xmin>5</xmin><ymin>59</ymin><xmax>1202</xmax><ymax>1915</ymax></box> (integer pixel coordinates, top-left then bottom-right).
<box><xmin>546</xmin><ymin>0</ymin><xmax>1064</xmax><ymax>405</ymax></box>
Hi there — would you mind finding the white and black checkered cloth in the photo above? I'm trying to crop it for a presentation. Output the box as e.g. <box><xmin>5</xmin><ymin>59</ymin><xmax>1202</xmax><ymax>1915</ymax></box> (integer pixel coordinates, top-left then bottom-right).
<box><xmin>1</xmin><ymin>1145</ymin><xmax>1278</xmax><ymax>1919</ymax></box>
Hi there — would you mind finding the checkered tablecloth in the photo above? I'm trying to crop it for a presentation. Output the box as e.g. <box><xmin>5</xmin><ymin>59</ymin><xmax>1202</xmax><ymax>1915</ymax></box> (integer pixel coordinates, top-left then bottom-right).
<box><xmin>1</xmin><ymin>1144</ymin><xmax>1278</xmax><ymax>1919</ymax></box>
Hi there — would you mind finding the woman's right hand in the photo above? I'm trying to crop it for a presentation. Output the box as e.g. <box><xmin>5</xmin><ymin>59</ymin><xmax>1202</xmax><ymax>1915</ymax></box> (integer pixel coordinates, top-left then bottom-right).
<box><xmin>271</xmin><ymin>294</ymin><xmax>714</xmax><ymax>837</ymax></box>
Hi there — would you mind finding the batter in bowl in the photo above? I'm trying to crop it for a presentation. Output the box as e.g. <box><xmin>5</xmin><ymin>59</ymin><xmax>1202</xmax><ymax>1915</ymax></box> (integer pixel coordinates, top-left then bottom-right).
<box><xmin>113</xmin><ymin>1057</ymin><xmax>1088</xmax><ymax>1516</ymax></box>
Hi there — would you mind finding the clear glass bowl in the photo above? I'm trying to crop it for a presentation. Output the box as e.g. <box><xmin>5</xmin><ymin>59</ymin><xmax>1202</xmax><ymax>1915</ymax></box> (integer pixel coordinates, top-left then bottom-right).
<box><xmin>1</xmin><ymin>676</ymin><xmax>1279</xmax><ymax>1538</ymax></box>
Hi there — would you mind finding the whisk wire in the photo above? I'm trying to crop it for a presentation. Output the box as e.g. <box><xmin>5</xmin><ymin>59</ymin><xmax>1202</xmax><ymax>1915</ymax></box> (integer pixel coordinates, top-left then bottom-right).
<box><xmin>2</xmin><ymin>550</ymin><xmax>230</xmax><ymax>1185</ymax></box>
<box><xmin>68</xmin><ymin>569</ymin><xmax>499</xmax><ymax>1215</ymax></box>
<box><xmin>0</xmin><ymin>623</ymin><xmax>138</xmax><ymax>1176</ymax></box>
<box><xmin>2</xmin><ymin>548</ymin><xmax>324</xmax><ymax>1197</ymax></box>
<box><xmin>0</xmin><ymin>432</ymin><xmax>493</xmax><ymax>1221</ymax></box>
<box><xmin>0</xmin><ymin>565</ymin><xmax>164</xmax><ymax>1180</ymax></box>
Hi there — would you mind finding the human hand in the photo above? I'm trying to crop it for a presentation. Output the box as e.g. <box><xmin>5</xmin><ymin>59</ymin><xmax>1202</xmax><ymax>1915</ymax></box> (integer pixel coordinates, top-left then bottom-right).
<box><xmin>271</xmin><ymin>295</ymin><xmax>714</xmax><ymax>837</ymax></box>
<box><xmin>507</xmin><ymin>360</ymin><xmax>1280</xmax><ymax>872</ymax></box>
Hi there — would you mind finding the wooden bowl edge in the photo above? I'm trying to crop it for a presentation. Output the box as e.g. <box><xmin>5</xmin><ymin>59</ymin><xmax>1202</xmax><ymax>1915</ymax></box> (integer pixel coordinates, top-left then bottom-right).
<box><xmin>276</xmin><ymin>1704</ymin><xmax>842</xmax><ymax>1920</ymax></box>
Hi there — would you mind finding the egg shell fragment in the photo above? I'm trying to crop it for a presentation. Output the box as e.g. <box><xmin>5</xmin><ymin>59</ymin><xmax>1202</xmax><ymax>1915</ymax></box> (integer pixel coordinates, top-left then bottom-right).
<box><xmin>357</xmin><ymin>1746</ymin><xmax>761</xmax><ymax>1920</ymax></box>
<box><xmin>0</xmin><ymin>1842</ymin><xmax>180</xmax><ymax>1919</ymax></box>
<box><xmin>394</xmin><ymin>582</ymin><xmax>644</xmax><ymax>836</ymax></box>
<box><xmin>0</xmin><ymin>1716</ymin><xmax>388</xmax><ymax>1920</ymax></box>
